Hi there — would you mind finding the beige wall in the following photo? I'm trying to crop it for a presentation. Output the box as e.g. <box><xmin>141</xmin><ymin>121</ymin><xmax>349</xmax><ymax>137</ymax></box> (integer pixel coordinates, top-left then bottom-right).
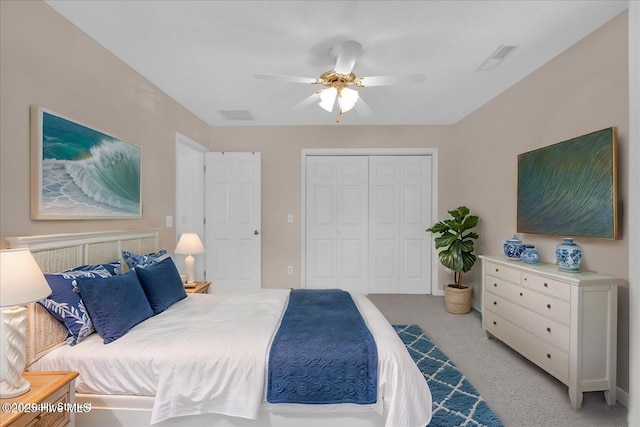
<box><xmin>0</xmin><ymin>0</ymin><xmax>210</xmax><ymax>250</ymax></box>
<box><xmin>209</xmin><ymin>126</ymin><xmax>454</xmax><ymax>289</ymax></box>
<box><xmin>458</xmin><ymin>11</ymin><xmax>629</xmax><ymax>281</ymax></box>
<box><xmin>456</xmin><ymin>11</ymin><xmax>630</xmax><ymax>392</ymax></box>
<box><xmin>0</xmin><ymin>1</ymin><xmax>630</xmax><ymax>394</ymax></box>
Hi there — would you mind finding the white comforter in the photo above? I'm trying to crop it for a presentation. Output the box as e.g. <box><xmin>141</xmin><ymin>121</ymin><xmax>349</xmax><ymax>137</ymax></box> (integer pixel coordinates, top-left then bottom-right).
<box><xmin>31</xmin><ymin>289</ymin><xmax>432</xmax><ymax>426</ymax></box>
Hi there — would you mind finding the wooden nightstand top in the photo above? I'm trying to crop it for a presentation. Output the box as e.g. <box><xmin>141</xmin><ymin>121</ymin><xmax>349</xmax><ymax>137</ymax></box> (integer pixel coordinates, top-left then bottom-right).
<box><xmin>185</xmin><ymin>280</ymin><xmax>211</xmax><ymax>294</ymax></box>
<box><xmin>0</xmin><ymin>371</ymin><xmax>78</xmax><ymax>427</ymax></box>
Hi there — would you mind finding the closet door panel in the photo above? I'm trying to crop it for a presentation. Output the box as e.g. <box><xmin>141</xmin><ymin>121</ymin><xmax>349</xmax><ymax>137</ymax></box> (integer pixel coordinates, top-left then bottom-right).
<box><xmin>369</xmin><ymin>156</ymin><xmax>432</xmax><ymax>294</ymax></box>
<box><xmin>305</xmin><ymin>156</ymin><xmax>368</xmax><ymax>293</ymax></box>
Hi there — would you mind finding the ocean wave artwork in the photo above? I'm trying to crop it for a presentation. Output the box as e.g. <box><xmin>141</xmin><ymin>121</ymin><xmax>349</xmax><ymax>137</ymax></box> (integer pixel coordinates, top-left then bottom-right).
<box><xmin>517</xmin><ymin>127</ymin><xmax>617</xmax><ymax>239</ymax></box>
<box><xmin>33</xmin><ymin>108</ymin><xmax>141</xmax><ymax>219</ymax></box>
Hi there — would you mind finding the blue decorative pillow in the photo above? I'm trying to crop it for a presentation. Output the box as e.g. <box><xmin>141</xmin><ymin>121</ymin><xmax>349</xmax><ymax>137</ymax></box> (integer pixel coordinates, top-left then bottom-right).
<box><xmin>122</xmin><ymin>249</ymin><xmax>167</xmax><ymax>270</ymax></box>
<box><xmin>76</xmin><ymin>270</ymin><xmax>153</xmax><ymax>344</ymax></box>
<box><xmin>135</xmin><ymin>257</ymin><xmax>187</xmax><ymax>315</ymax></box>
<box><xmin>39</xmin><ymin>268</ymin><xmax>113</xmax><ymax>346</ymax></box>
<box><xmin>67</xmin><ymin>261</ymin><xmax>122</xmax><ymax>276</ymax></box>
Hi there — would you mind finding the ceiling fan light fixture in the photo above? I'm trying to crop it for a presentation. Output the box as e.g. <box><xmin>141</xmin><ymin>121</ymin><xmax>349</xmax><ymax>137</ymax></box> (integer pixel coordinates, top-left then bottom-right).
<box><xmin>338</xmin><ymin>88</ymin><xmax>359</xmax><ymax>113</ymax></box>
<box><xmin>318</xmin><ymin>88</ymin><xmax>337</xmax><ymax>112</ymax></box>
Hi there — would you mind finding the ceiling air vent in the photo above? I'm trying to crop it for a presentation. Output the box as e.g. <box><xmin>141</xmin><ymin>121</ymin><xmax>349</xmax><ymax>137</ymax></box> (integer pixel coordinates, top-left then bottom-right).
<box><xmin>476</xmin><ymin>45</ymin><xmax>519</xmax><ymax>71</ymax></box>
<box><xmin>219</xmin><ymin>110</ymin><xmax>254</xmax><ymax>121</ymax></box>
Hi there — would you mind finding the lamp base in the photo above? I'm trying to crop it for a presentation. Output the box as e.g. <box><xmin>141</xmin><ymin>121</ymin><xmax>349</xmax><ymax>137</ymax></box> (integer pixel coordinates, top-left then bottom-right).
<box><xmin>1</xmin><ymin>306</ymin><xmax>29</xmax><ymax>398</ymax></box>
<box><xmin>0</xmin><ymin>378</ymin><xmax>30</xmax><ymax>398</ymax></box>
<box><xmin>185</xmin><ymin>254</ymin><xmax>195</xmax><ymax>283</ymax></box>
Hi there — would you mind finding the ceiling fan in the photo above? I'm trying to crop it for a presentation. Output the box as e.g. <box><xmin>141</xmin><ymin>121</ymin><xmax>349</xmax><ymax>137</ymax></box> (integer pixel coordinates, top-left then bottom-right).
<box><xmin>254</xmin><ymin>40</ymin><xmax>425</xmax><ymax>123</ymax></box>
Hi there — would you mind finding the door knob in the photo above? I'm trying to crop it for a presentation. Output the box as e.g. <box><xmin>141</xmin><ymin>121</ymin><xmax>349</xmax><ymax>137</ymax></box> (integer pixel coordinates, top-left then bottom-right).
<box><xmin>254</xmin><ymin>230</ymin><xmax>260</xmax><ymax>235</ymax></box>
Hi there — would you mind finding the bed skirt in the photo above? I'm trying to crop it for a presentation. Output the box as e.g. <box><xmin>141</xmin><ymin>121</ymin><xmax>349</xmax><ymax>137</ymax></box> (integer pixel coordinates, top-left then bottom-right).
<box><xmin>75</xmin><ymin>394</ymin><xmax>385</xmax><ymax>427</ymax></box>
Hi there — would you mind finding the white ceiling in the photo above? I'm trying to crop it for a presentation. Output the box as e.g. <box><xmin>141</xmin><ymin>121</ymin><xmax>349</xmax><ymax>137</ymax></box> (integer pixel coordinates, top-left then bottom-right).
<box><xmin>44</xmin><ymin>0</ymin><xmax>628</xmax><ymax>126</ymax></box>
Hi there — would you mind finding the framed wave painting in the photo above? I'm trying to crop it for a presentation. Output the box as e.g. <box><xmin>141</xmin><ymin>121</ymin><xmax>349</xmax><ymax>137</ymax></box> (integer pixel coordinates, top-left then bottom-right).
<box><xmin>517</xmin><ymin>127</ymin><xmax>617</xmax><ymax>239</ymax></box>
<box><xmin>31</xmin><ymin>106</ymin><xmax>141</xmax><ymax>219</ymax></box>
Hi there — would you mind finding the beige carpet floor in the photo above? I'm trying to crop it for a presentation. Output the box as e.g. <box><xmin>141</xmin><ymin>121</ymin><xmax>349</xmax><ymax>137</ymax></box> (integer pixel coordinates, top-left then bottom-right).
<box><xmin>368</xmin><ymin>294</ymin><xmax>628</xmax><ymax>427</ymax></box>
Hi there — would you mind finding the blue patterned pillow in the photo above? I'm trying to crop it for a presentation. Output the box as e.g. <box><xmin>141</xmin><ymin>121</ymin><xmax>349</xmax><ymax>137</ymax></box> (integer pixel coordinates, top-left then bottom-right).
<box><xmin>122</xmin><ymin>249</ymin><xmax>167</xmax><ymax>270</ymax></box>
<box><xmin>67</xmin><ymin>261</ymin><xmax>122</xmax><ymax>276</ymax></box>
<box><xmin>38</xmin><ymin>268</ymin><xmax>113</xmax><ymax>346</ymax></box>
<box><xmin>76</xmin><ymin>270</ymin><xmax>154</xmax><ymax>344</ymax></box>
<box><xmin>135</xmin><ymin>257</ymin><xmax>187</xmax><ymax>315</ymax></box>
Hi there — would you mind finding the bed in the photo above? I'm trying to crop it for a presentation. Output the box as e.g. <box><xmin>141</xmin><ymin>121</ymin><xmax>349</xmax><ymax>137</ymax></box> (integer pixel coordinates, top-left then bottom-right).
<box><xmin>6</xmin><ymin>229</ymin><xmax>432</xmax><ymax>427</ymax></box>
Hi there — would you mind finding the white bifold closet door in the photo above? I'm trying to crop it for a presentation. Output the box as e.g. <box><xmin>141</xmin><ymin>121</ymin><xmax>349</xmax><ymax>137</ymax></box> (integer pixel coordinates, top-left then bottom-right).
<box><xmin>305</xmin><ymin>156</ymin><xmax>369</xmax><ymax>294</ymax></box>
<box><xmin>368</xmin><ymin>156</ymin><xmax>432</xmax><ymax>294</ymax></box>
<box><xmin>305</xmin><ymin>155</ymin><xmax>432</xmax><ymax>294</ymax></box>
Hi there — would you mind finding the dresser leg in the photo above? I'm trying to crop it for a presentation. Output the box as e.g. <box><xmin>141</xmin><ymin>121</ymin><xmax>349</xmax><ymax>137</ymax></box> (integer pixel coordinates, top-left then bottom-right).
<box><xmin>604</xmin><ymin>388</ymin><xmax>616</xmax><ymax>406</ymax></box>
<box><xmin>568</xmin><ymin>388</ymin><xmax>583</xmax><ymax>409</ymax></box>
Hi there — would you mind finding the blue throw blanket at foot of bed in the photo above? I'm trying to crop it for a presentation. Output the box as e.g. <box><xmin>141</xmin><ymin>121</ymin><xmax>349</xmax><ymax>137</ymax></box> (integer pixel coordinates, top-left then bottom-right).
<box><xmin>267</xmin><ymin>289</ymin><xmax>378</xmax><ymax>404</ymax></box>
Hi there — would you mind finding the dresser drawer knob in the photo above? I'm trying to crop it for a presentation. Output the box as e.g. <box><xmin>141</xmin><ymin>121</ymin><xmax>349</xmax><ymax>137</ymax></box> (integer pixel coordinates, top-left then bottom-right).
<box><xmin>546</xmin><ymin>353</ymin><xmax>552</xmax><ymax>359</ymax></box>
<box><xmin>546</xmin><ymin>327</ymin><xmax>551</xmax><ymax>333</ymax></box>
<box><xmin>544</xmin><ymin>282</ymin><xmax>549</xmax><ymax>287</ymax></box>
<box><xmin>495</xmin><ymin>268</ymin><xmax>499</xmax><ymax>272</ymax></box>
<box><xmin>493</xmin><ymin>301</ymin><xmax>497</xmax><ymax>305</ymax></box>
<box><xmin>493</xmin><ymin>321</ymin><xmax>497</xmax><ymax>325</ymax></box>
<box><xmin>547</xmin><ymin>303</ymin><xmax>551</xmax><ymax>309</ymax></box>
<box><xmin>493</xmin><ymin>283</ymin><xmax>498</xmax><ymax>287</ymax></box>
<box><xmin>519</xmin><ymin>292</ymin><xmax>523</xmax><ymax>297</ymax></box>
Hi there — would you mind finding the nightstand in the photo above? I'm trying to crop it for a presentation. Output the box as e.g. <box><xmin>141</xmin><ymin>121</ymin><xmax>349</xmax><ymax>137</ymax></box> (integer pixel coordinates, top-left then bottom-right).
<box><xmin>0</xmin><ymin>371</ymin><xmax>79</xmax><ymax>427</ymax></box>
<box><xmin>184</xmin><ymin>280</ymin><xmax>211</xmax><ymax>294</ymax></box>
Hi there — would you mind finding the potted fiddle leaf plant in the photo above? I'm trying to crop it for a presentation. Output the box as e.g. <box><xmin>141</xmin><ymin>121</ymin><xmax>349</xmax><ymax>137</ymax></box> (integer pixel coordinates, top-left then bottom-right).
<box><xmin>426</xmin><ymin>206</ymin><xmax>479</xmax><ymax>314</ymax></box>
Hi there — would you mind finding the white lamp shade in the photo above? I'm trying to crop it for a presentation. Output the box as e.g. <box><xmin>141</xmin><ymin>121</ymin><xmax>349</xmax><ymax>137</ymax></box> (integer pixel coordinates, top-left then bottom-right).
<box><xmin>0</xmin><ymin>249</ymin><xmax>51</xmax><ymax>308</ymax></box>
<box><xmin>318</xmin><ymin>88</ymin><xmax>337</xmax><ymax>112</ymax></box>
<box><xmin>174</xmin><ymin>233</ymin><xmax>205</xmax><ymax>255</ymax></box>
<box><xmin>338</xmin><ymin>87</ymin><xmax>359</xmax><ymax>113</ymax></box>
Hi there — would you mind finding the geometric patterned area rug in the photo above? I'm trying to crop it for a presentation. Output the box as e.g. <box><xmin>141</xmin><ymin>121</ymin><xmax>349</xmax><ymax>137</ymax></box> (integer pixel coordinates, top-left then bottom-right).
<box><xmin>394</xmin><ymin>325</ymin><xmax>505</xmax><ymax>427</ymax></box>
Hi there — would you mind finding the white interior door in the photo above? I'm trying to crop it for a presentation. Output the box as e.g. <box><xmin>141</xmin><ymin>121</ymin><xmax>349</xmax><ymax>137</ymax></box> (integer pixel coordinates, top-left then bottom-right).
<box><xmin>205</xmin><ymin>152</ymin><xmax>261</xmax><ymax>291</ymax></box>
<box><xmin>305</xmin><ymin>156</ymin><xmax>369</xmax><ymax>294</ymax></box>
<box><xmin>369</xmin><ymin>156</ymin><xmax>432</xmax><ymax>294</ymax></box>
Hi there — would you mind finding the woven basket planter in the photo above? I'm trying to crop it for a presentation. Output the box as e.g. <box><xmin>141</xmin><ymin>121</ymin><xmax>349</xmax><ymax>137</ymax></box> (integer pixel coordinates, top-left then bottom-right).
<box><xmin>445</xmin><ymin>284</ymin><xmax>472</xmax><ymax>314</ymax></box>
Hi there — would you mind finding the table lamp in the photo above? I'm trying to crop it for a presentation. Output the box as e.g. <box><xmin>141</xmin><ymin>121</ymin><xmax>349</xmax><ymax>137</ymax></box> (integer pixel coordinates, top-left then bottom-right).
<box><xmin>0</xmin><ymin>249</ymin><xmax>51</xmax><ymax>398</ymax></box>
<box><xmin>174</xmin><ymin>233</ymin><xmax>205</xmax><ymax>284</ymax></box>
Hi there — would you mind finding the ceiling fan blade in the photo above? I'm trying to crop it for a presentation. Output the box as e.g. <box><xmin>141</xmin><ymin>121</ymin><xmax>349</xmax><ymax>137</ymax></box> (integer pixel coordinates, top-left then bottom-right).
<box><xmin>358</xmin><ymin>74</ymin><xmax>425</xmax><ymax>87</ymax></box>
<box><xmin>254</xmin><ymin>74</ymin><xmax>318</xmax><ymax>84</ymax></box>
<box><xmin>355</xmin><ymin>96</ymin><xmax>372</xmax><ymax>116</ymax></box>
<box><xmin>292</xmin><ymin>92</ymin><xmax>321</xmax><ymax>110</ymax></box>
<box><xmin>334</xmin><ymin>40</ymin><xmax>362</xmax><ymax>75</ymax></box>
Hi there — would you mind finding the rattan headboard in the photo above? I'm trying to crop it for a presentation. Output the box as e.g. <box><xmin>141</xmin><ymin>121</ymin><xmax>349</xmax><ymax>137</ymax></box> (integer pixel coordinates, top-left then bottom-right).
<box><xmin>6</xmin><ymin>229</ymin><xmax>160</xmax><ymax>366</ymax></box>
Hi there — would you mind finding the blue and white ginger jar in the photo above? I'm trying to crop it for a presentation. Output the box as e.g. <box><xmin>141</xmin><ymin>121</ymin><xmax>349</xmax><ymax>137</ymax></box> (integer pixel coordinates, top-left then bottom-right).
<box><xmin>555</xmin><ymin>238</ymin><xmax>582</xmax><ymax>273</ymax></box>
<box><xmin>504</xmin><ymin>234</ymin><xmax>526</xmax><ymax>260</ymax></box>
<box><xmin>521</xmin><ymin>245</ymin><xmax>541</xmax><ymax>265</ymax></box>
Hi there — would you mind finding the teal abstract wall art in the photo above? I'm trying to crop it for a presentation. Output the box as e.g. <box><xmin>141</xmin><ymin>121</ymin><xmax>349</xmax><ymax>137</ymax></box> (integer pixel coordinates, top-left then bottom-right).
<box><xmin>517</xmin><ymin>127</ymin><xmax>617</xmax><ymax>239</ymax></box>
<box><xmin>31</xmin><ymin>106</ymin><xmax>141</xmax><ymax>219</ymax></box>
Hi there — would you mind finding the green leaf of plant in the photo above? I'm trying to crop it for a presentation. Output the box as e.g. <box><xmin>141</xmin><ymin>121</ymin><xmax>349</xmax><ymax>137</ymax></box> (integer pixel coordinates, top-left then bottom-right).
<box><xmin>428</xmin><ymin>206</ymin><xmax>479</xmax><ymax>273</ymax></box>
<box><xmin>462</xmin><ymin>215</ymin><xmax>478</xmax><ymax>230</ymax></box>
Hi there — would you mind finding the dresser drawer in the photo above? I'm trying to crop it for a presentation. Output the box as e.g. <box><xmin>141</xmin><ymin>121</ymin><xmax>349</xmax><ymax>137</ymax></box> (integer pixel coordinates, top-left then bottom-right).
<box><xmin>485</xmin><ymin>261</ymin><xmax>520</xmax><ymax>284</ymax></box>
<box><xmin>520</xmin><ymin>288</ymin><xmax>570</xmax><ymax>325</ymax></box>
<box><xmin>522</xmin><ymin>272</ymin><xmax>571</xmax><ymax>301</ymax></box>
<box><xmin>484</xmin><ymin>310</ymin><xmax>569</xmax><ymax>381</ymax></box>
<box><xmin>485</xmin><ymin>276</ymin><xmax>523</xmax><ymax>305</ymax></box>
<box><xmin>485</xmin><ymin>292</ymin><xmax>570</xmax><ymax>351</ymax></box>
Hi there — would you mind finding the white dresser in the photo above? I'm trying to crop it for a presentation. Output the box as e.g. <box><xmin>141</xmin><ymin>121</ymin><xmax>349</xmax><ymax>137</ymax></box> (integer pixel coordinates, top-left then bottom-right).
<box><xmin>479</xmin><ymin>255</ymin><xmax>619</xmax><ymax>409</ymax></box>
